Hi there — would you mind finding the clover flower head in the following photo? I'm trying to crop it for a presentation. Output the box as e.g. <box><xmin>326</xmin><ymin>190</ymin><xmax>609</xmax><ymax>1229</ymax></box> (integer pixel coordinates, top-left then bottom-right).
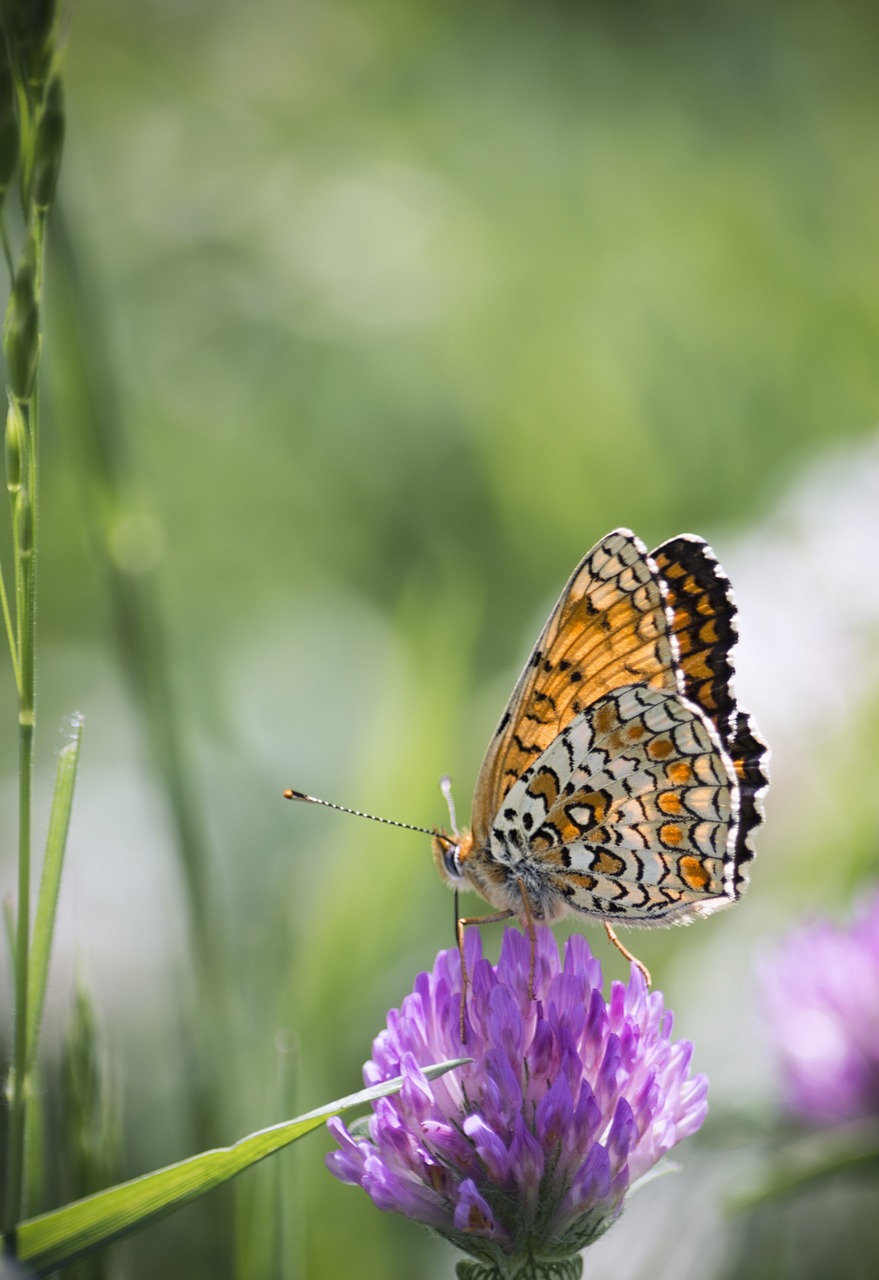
<box><xmin>761</xmin><ymin>890</ymin><xmax>879</xmax><ymax>1126</ymax></box>
<box><xmin>327</xmin><ymin>927</ymin><xmax>708</xmax><ymax>1278</ymax></box>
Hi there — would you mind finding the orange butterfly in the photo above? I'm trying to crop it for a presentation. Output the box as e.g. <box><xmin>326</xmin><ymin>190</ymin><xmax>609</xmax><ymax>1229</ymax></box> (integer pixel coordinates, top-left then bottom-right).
<box><xmin>287</xmin><ymin>529</ymin><xmax>769</xmax><ymax>1002</ymax></box>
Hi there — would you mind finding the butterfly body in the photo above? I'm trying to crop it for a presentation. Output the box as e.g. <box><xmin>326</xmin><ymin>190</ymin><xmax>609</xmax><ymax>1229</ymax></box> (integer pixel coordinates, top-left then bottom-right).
<box><xmin>433</xmin><ymin>529</ymin><xmax>768</xmax><ymax>940</ymax></box>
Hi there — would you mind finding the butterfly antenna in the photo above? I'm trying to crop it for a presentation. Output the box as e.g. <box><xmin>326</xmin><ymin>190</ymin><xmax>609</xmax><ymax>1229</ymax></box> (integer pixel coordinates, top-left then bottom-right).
<box><xmin>440</xmin><ymin>774</ymin><xmax>459</xmax><ymax>836</ymax></box>
<box><xmin>283</xmin><ymin>788</ymin><xmax>435</xmax><ymax>837</ymax></box>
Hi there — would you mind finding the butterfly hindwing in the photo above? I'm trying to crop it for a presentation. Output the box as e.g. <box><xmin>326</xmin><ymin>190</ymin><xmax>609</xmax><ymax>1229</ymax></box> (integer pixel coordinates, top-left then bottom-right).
<box><xmin>726</xmin><ymin>709</ymin><xmax>770</xmax><ymax>895</ymax></box>
<box><xmin>470</xmin><ymin>530</ymin><xmax>682</xmax><ymax>847</ymax></box>
<box><xmin>493</xmin><ymin>684</ymin><xmax>739</xmax><ymax>924</ymax></box>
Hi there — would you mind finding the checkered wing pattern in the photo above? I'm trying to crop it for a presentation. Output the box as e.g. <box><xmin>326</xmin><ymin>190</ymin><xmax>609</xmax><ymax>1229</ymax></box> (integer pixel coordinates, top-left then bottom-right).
<box><xmin>492</xmin><ymin>684</ymin><xmax>739</xmax><ymax>924</ymax></box>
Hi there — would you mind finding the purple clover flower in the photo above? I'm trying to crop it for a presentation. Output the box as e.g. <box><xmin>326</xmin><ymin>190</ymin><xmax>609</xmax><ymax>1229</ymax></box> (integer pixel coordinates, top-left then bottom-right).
<box><xmin>762</xmin><ymin>891</ymin><xmax>879</xmax><ymax>1126</ymax></box>
<box><xmin>327</xmin><ymin>927</ymin><xmax>708</xmax><ymax>1278</ymax></box>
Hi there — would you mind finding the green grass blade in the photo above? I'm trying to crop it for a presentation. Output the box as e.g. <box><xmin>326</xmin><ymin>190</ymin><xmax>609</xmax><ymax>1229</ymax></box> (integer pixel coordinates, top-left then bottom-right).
<box><xmin>13</xmin><ymin>1058</ymin><xmax>468</xmax><ymax>1275</ymax></box>
<box><xmin>731</xmin><ymin>1119</ymin><xmax>879</xmax><ymax>1211</ymax></box>
<box><xmin>26</xmin><ymin>713</ymin><xmax>83</xmax><ymax>1073</ymax></box>
<box><xmin>2</xmin><ymin>896</ymin><xmax>14</xmax><ymax>982</ymax></box>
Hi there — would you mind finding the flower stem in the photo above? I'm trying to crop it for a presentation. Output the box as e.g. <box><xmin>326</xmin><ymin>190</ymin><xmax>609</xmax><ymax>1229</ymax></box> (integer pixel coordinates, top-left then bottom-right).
<box><xmin>8</xmin><ymin>710</ymin><xmax>33</xmax><ymax>1230</ymax></box>
<box><xmin>1</xmin><ymin>3</ymin><xmax>64</xmax><ymax>1229</ymax></box>
<box><xmin>4</xmin><ymin>387</ymin><xmax>37</xmax><ymax>1233</ymax></box>
<box><xmin>6</xmin><ymin>355</ymin><xmax>39</xmax><ymax>1238</ymax></box>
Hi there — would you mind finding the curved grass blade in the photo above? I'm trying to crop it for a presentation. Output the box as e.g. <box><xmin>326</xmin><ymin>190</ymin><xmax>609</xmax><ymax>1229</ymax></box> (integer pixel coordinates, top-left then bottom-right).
<box><xmin>732</xmin><ymin>1119</ymin><xmax>879</xmax><ymax>1211</ymax></box>
<box><xmin>26</xmin><ymin>714</ymin><xmax>83</xmax><ymax>1073</ymax></box>
<box><xmin>11</xmin><ymin>1057</ymin><xmax>468</xmax><ymax>1275</ymax></box>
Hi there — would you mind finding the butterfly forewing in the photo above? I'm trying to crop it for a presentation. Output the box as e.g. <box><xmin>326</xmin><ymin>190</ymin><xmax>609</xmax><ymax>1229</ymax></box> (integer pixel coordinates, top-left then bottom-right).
<box><xmin>651</xmin><ymin>535</ymin><xmax>738</xmax><ymax>739</ymax></box>
<box><xmin>494</xmin><ymin>684</ymin><xmax>739</xmax><ymax>924</ymax></box>
<box><xmin>470</xmin><ymin>530</ymin><xmax>681</xmax><ymax>848</ymax></box>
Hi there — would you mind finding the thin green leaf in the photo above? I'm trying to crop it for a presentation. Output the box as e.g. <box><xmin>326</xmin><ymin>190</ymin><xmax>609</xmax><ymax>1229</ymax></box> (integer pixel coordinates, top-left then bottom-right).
<box><xmin>13</xmin><ymin>1057</ymin><xmax>469</xmax><ymax>1275</ymax></box>
<box><xmin>26</xmin><ymin>714</ymin><xmax>83</xmax><ymax>1073</ymax></box>
<box><xmin>732</xmin><ymin>1119</ymin><xmax>879</xmax><ymax>1211</ymax></box>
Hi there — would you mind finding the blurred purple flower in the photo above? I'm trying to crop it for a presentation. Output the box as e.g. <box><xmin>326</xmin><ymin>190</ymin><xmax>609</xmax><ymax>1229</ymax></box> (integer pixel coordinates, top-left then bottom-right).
<box><xmin>327</xmin><ymin>927</ymin><xmax>708</xmax><ymax>1278</ymax></box>
<box><xmin>762</xmin><ymin>890</ymin><xmax>879</xmax><ymax>1126</ymax></box>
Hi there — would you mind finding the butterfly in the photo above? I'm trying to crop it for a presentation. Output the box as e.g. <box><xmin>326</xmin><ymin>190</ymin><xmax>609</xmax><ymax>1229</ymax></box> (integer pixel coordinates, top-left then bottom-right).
<box><xmin>287</xmin><ymin>529</ymin><xmax>769</xmax><ymax>1008</ymax></box>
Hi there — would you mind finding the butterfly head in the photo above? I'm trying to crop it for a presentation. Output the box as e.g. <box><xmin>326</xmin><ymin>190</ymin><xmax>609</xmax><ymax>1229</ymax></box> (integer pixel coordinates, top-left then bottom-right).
<box><xmin>431</xmin><ymin>828</ymin><xmax>475</xmax><ymax>888</ymax></box>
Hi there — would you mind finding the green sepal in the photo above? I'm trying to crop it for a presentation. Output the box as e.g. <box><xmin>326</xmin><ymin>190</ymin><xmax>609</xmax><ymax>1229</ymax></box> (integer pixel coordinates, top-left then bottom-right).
<box><xmin>456</xmin><ymin>1256</ymin><xmax>583</xmax><ymax>1280</ymax></box>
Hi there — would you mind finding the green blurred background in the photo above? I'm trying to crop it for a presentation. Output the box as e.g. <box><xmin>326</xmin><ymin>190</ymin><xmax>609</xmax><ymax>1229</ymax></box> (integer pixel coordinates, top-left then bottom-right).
<box><xmin>3</xmin><ymin>0</ymin><xmax>879</xmax><ymax>1275</ymax></box>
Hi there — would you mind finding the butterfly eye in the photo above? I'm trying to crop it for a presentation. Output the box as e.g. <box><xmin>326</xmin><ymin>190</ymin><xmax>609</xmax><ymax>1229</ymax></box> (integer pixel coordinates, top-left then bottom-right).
<box><xmin>431</xmin><ymin>833</ymin><xmax>464</xmax><ymax>885</ymax></box>
<box><xmin>443</xmin><ymin>843</ymin><xmax>463</xmax><ymax>882</ymax></box>
<box><xmin>431</xmin><ymin>832</ymin><xmax>466</xmax><ymax>888</ymax></box>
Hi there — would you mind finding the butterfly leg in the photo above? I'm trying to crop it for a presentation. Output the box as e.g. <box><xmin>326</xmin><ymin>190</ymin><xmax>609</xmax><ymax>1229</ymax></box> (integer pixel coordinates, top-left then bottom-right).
<box><xmin>604</xmin><ymin>922</ymin><xmax>652</xmax><ymax>986</ymax></box>
<box><xmin>456</xmin><ymin>909</ymin><xmax>514</xmax><ymax>1042</ymax></box>
<box><xmin>515</xmin><ymin>876</ymin><xmax>537</xmax><ymax>1002</ymax></box>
